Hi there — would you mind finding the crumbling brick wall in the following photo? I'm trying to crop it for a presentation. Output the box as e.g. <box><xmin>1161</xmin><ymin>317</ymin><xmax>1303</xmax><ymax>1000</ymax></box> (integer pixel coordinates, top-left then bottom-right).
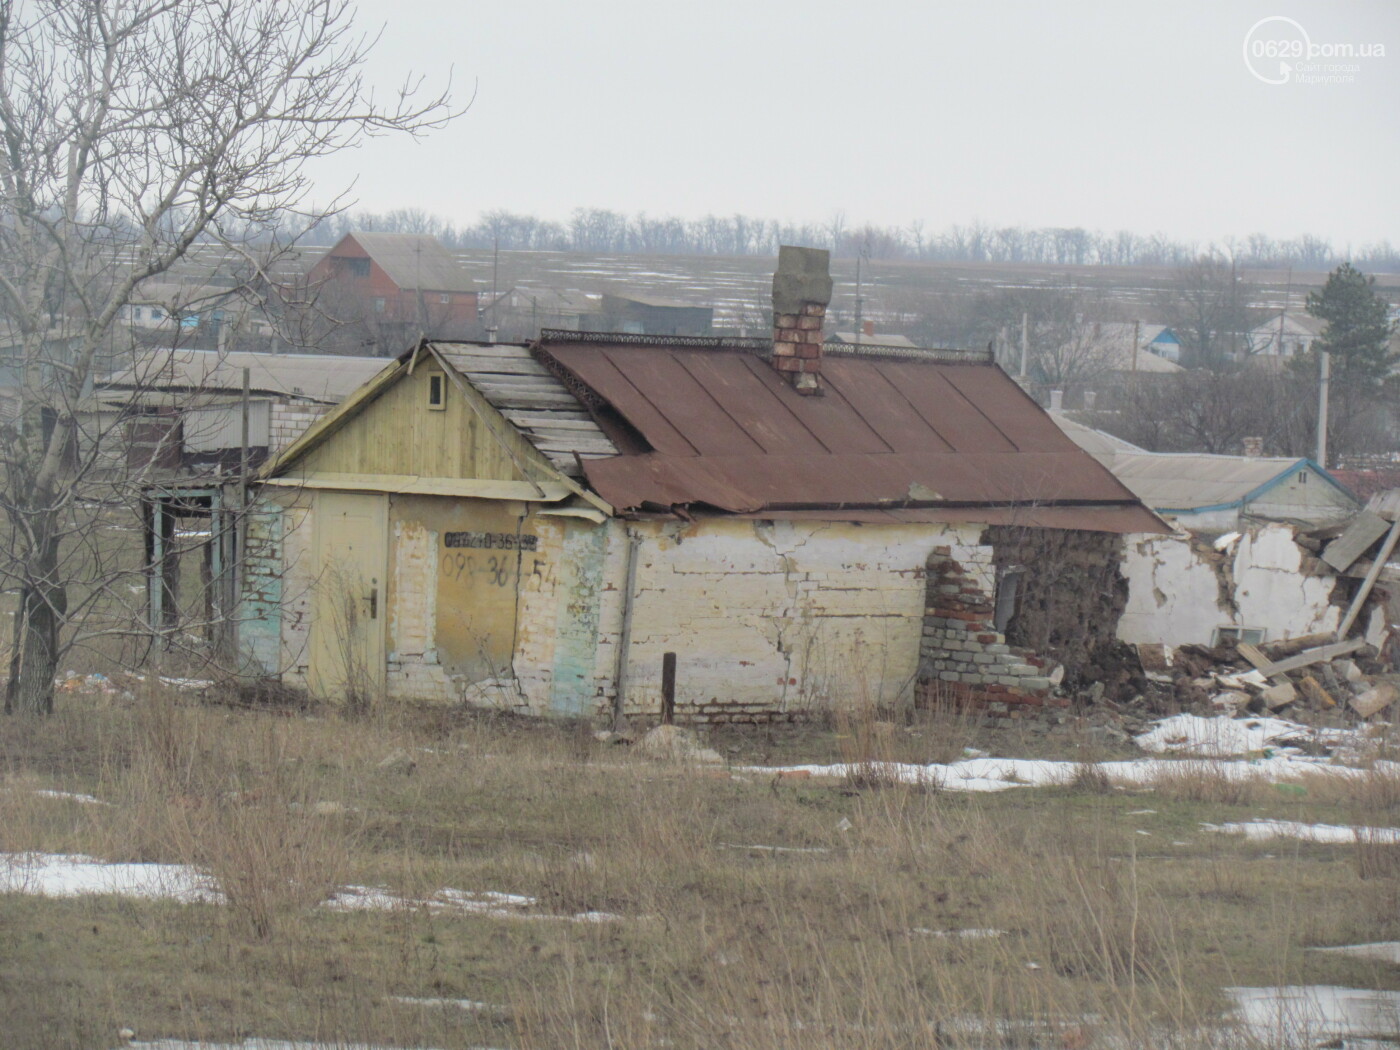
<box><xmin>919</xmin><ymin>545</ymin><xmax>1061</xmax><ymax>720</ymax></box>
<box><xmin>983</xmin><ymin>525</ymin><xmax>1128</xmax><ymax>689</ymax></box>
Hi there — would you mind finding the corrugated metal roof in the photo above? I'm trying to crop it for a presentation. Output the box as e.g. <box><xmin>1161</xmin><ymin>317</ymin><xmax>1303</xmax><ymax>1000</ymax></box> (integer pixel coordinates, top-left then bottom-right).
<box><xmin>536</xmin><ymin>337</ymin><xmax>1164</xmax><ymax>532</ymax></box>
<box><xmin>102</xmin><ymin>349</ymin><xmax>391</xmax><ymax>403</ymax></box>
<box><xmin>1051</xmin><ymin>415</ymin><xmax>1357</xmax><ymax>513</ymax></box>
<box><xmin>350</xmin><ymin>233</ymin><xmax>477</xmax><ymax>294</ymax></box>
<box><xmin>1050</xmin><ymin>413</ymin><xmax>1146</xmax><ymax>461</ymax></box>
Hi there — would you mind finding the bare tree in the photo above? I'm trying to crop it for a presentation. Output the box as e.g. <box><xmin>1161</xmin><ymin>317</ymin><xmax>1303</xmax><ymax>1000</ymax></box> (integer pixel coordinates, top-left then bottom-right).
<box><xmin>1155</xmin><ymin>255</ymin><xmax>1264</xmax><ymax>368</ymax></box>
<box><xmin>0</xmin><ymin>0</ymin><xmax>453</xmax><ymax>715</ymax></box>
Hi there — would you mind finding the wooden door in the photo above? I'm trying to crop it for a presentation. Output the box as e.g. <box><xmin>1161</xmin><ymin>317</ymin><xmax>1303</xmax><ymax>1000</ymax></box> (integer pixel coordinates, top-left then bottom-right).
<box><xmin>309</xmin><ymin>492</ymin><xmax>388</xmax><ymax>704</ymax></box>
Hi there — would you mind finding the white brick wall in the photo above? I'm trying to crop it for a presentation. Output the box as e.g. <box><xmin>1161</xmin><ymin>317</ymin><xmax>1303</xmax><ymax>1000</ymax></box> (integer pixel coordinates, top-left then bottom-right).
<box><xmin>269</xmin><ymin>402</ymin><xmax>329</xmax><ymax>451</ymax></box>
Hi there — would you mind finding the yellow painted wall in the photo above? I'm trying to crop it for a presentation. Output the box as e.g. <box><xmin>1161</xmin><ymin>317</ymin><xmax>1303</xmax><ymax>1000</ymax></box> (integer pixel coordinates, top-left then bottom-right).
<box><xmin>296</xmin><ymin>362</ymin><xmax>556</xmax><ymax>483</ymax></box>
<box><xmin>382</xmin><ymin>495</ymin><xmax>574</xmax><ymax>701</ymax></box>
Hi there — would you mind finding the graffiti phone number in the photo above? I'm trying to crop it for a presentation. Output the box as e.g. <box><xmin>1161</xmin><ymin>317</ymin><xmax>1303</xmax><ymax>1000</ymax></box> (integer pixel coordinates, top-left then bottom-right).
<box><xmin>444</xmin><ymin>531</ymin><xmax>538</xmax><ymax>551</ymax></box>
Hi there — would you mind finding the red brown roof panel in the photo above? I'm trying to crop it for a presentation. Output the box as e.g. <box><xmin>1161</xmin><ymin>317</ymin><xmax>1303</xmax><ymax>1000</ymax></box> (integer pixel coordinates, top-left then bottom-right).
<box><xmin>538</xmin><ymin>339</ymin><xmax>1166</xmax><ymax>533</ymax></box>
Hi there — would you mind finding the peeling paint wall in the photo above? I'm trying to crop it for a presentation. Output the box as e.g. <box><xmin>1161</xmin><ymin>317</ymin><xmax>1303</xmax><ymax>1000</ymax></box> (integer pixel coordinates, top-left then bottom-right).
<box><xmin>250</xmin><ymin>485</ymin><xmax>1125</xmax><ymax>720</ymax></box>
<box><xmin>1119</xmin><ymin>523</ymin><xmax>1339</xmax><ymax>646</ymax></box>
<box><xmin>237</xmin><ymin>500</ymin><xmax>284</xmax><ymax>674</ymax></box>
<box><xmin>586</xmin><ymin>519</ymin><xmax>971</xmax><ymax>722</ymax></box>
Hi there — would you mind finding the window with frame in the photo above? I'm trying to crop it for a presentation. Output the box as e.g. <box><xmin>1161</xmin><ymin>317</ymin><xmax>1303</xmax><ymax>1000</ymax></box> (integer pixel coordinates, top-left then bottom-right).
<box><xmin>427</xmin><ymin>372</ymin><xmax>446</xmax><ymax>410</ymax></box>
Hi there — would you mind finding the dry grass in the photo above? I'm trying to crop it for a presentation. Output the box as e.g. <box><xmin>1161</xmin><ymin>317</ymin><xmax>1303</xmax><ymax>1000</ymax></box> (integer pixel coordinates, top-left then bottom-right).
<box><xmin>1</xmin><ymin>689</ymin><xmax>1398</xmax><ymax>1049</ymax></box>
<box><xmin>1139</xmin><ymin>760</ymin><xmax>1271</xmax><ymax>806</ymax></box>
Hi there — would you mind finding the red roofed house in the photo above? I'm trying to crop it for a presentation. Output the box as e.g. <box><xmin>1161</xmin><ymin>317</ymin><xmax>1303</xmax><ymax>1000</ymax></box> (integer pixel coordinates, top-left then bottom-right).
<box><xmin>308</xmin><ymin>232</ymin><xmax>478</xmax><ymax>332</ymax></box>
<box><xmin>241</xmin><ymin>248</ymin><xmax>1165</xmax><ymax>725</ymax></box>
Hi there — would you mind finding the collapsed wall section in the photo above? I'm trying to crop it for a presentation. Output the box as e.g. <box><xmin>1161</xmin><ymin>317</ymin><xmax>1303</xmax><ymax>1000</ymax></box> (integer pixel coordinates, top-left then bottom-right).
<box><xmin>984</xmin><ymin>525</ymin><xmax>1129</xmax><ymax>687</ymax></box>
<box><xmin>917</xmin><ymin>545</ymin><xmax>1062</xmax><ymax>722</ymax></box>
<box><xmin>1118</xmin><ymin>523</ymin><xmax>1342</xmax><ymax>646</ymax></box>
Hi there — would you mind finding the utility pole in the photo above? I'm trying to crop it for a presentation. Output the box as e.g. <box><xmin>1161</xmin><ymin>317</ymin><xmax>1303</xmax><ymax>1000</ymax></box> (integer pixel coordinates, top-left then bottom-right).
<box><xmin>1132</xmin><ymin>319</ymin><xmax>1141</xmax><ymax>373</ymax></box>
<box><xmin>853</xmin><ymin>254</ymin><xmax>863</xmax><ymax>344</ymax></box>
<box><xmin>1317</xmin><ymin>350</ymin><xmax>1330</xmax><ymax>467</ymax></box>
<box><xmin>1275</xmin><ymin>266</ymin><xmax>1292</xmax><ymax>359</ymax></box>
<box><xmin>1019</xmin><ymin>312</ymin><xmax>1029</xmax><ymax>378</ymax></box>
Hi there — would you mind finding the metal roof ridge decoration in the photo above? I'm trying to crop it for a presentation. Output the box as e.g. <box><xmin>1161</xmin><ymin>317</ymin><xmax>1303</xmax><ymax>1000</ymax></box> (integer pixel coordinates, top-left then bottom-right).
<box><xmin>536</xmin><ymin>328</ymin><xmax>994</xmax><ymax>364</ymax></box>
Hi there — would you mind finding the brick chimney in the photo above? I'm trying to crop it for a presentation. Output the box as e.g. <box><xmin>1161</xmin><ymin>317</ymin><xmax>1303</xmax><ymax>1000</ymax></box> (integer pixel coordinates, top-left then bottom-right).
<box><xmin>771</xmin><ymin>245</ymin><xmax>833</xmax><ymax>396</ymax></box>
<box><xmin>1242</xmin><ymin>436</ymin><xmax>1264</xmax><ymax>458</ymax></box>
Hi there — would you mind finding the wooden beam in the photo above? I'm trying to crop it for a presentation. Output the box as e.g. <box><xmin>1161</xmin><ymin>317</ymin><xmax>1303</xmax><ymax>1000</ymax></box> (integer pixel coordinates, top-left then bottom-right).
<box><xmin>1253</xmin><ymin>637</ymin><xmax>1367</xmax><ymax>678</ymax></box>
<box><xmin>1236</xmin><ymin>643</ymin><xmax>1276</xmax><ymax>677</ymax></box>
<box><xmin>1322</xmin><ymin>510</ymin><xmax>1390</xmax><ymax>571</ymax></box>
<box><xmin>1338</xmin><ymin>518</ymin><xmax>1400</xmax><ymax>639</ymax></box>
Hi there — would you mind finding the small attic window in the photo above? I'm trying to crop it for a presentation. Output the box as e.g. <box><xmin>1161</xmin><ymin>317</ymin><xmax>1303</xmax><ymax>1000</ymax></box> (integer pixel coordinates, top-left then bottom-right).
<box><xmin>427</xmin><ymin>373</ymin><xmax>446</xmax><ymax>410</ymax></box>
<box><xmin>1299</xmin><ymin>471</ymin><xmax>1308</xmax><ymax>484</ymax></box>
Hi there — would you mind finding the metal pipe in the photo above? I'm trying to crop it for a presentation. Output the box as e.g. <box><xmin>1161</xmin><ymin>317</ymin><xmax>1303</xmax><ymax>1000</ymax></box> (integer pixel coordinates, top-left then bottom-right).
<box><xmin>1019</xmin><ymin>312</ymin><xmax>1028</xmax><ymax>378</ymax></box>
<box><xmin>612</xmin><ymin>526</ymin><xmax>642</xmax><ymax>731</ymax></box>
<box><xmin>1317</xmin><ymin>350</ymin><xmax>1330</xmax><ymax>467</ymax></box>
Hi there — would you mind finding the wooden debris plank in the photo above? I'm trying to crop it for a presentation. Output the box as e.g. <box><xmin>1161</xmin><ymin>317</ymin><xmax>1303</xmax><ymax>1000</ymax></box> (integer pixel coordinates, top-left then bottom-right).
<box><xmin>1337</xmin><ymin>518</ymin><xmax>1400</xmax><ymax>639</ymax></box>
<box><xmin>1253</xmin><ymin>637</ymin><xmax>1367</xmax><ymax>677</ymax></box>
<box><xmin>1262</xmin><ymin>632</ymin><xmax>1335</xmax><ymax>658</ymax></box>
<box><xmin>1365</xmin><ymin>490</ymin><xmax>1400</xmax><ymax>522</ymax></box>
<box><xmin>1261</xmin><ymin>680</ymin><xmax>1298</xmax><ymax>710</ymax></box>
<box><xmin>1236</xmin><ymin>643</ymin><xmax>1274</xmax><ymax>675</ymax></box>
<box><xmin>1322</xmin><ymin>510</ymin><xmax>1390</xmax><ymax>571</ymax></box>
<box><xmin>1298</xmin><ymin>675</ymin><xmax>1336</xmax><ymax>709</ymax></box>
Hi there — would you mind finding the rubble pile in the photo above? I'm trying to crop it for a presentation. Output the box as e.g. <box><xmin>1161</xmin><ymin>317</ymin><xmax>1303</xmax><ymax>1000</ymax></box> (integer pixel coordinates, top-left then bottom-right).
<box><xmin>1136</xmin><ymin>633</ymin><xmax>1396</xmax><ymax>727</ymax></box>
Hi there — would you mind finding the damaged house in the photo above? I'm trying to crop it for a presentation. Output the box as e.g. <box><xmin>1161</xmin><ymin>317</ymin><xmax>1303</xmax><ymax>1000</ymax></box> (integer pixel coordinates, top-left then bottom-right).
<box><xmin>1052</xmin><ymin>415</ymin><xmax>1376</xmax><ymax>651</ymax></box>
<box><xmin>238</xmin><ymin>248</ymin><xmax>1166</xmax><ymax>723</ymax></box>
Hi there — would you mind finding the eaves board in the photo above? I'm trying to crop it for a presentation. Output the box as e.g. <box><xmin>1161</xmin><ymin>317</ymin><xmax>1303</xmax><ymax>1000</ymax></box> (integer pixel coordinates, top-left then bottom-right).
<box><xmin>261</xmin><ymin>473</ymin><xmax>573</xmax><ymax>501</ymax></box>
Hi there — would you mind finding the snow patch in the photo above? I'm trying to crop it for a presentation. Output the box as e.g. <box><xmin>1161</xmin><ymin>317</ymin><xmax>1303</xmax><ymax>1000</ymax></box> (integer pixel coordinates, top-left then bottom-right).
<box><xmin>1</xmin><ymin>853</ymin><xmax>623</xmax><ymax>923</ymax></box>
<box><xmin>1309</xmin><ymin>942</ymin><xmax>1400</xmax><ymax>966</ymax></box>
<box><xmin>0</xmin><ymin>853</ymin><xmax>219</xmax><ymax>902</ymax></box>
<box><xmin>1227</xmin><ymin>985</ymin><xmax>1400</xmax><ymax>1046</ymax></box>
<box><xmin>1204</xmin><ymin>820</ymin><xmax>1400</xmax><ymax>844</ymax></box>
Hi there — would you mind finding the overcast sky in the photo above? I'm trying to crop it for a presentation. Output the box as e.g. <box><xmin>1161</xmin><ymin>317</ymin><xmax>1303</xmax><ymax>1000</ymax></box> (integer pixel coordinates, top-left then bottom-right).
<box><xmin>321</xmin><ymin>0</ymin><xmax>1399</xmax><ymax>248</ymax></box>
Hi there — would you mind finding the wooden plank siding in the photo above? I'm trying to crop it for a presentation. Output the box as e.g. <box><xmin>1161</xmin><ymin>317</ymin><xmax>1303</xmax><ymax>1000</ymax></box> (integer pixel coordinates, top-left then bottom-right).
<box><xmin>295</xmin><ymin>361</ymin><xmax>559</xmax><ymax>484</ymax></box>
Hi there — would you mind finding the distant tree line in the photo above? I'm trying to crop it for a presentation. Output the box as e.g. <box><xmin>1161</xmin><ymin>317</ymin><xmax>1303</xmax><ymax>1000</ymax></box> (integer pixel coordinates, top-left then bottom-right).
<box><xmin>283</xmin><ymin>206</ymin><xmax>1400</xmax><ymax>273</ymax></box>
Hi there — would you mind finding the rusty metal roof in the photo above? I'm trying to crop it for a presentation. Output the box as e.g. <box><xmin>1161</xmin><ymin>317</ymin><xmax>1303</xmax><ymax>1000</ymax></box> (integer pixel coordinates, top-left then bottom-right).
<box><xmin>536</xmin><ymin>337</ymin><xmax>1166</xmax><ymax>533</ymax></box>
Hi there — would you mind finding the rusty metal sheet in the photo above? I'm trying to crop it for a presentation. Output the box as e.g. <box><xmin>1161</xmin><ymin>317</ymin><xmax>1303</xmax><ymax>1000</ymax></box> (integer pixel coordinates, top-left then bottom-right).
<box><xmin>876</xmin><ymin>359</ymin><xmax>1015</xmax><ymax>452</ymax></box>
<box><xmin>937</xmin><ymin>365</ymin><xmax>1073</xmax><ymax>450</ymax></box>
<box><xmin>540</xmin><ymin>339</ymin><xmax>1157</xmax><ymax>531</ymax></box>
<box><xmin>729</xmin><ymin>505</ymin><xmax>1167</xmax><ymax>534</ymax></box>
<box><xmin>601</xmin><ymin>349</ymin><xmax>765</xmax><ymax>457</ymax></box>
<box><xmin>819</xmin><ymin>359</ymin><xmax>953</xmax><ymax>454</ymax></box>
<box><xmin>738</xmin><ymin>353</ymin><xmax>894</xmax><ymax>454</ymax></box>
<box><xmin>583</xmin><ymin>451</ymin><xmax>1139</xmax><ymax>512</ymax></box>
